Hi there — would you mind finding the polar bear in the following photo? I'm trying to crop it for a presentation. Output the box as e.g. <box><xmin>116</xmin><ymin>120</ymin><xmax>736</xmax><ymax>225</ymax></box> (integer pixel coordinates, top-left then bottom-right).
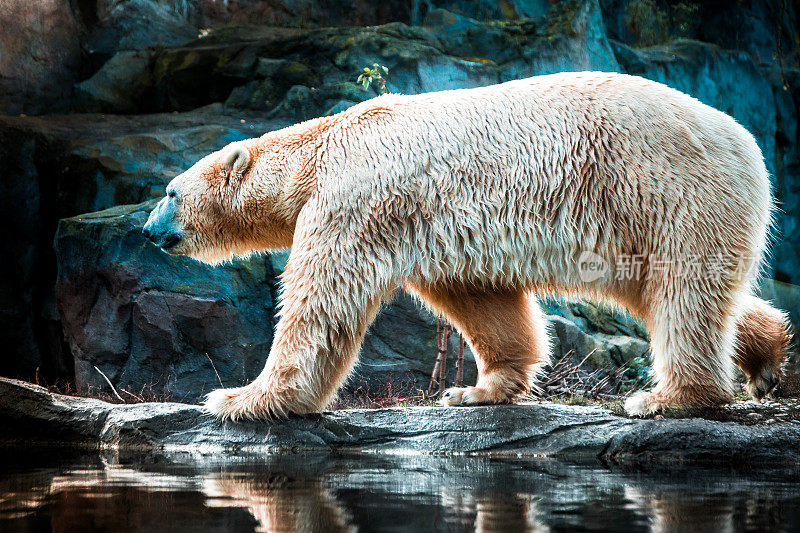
<box><xmin>143</xmin><ymin>72</ymin><xmax>791</xmax><ymax>419</ymax></box>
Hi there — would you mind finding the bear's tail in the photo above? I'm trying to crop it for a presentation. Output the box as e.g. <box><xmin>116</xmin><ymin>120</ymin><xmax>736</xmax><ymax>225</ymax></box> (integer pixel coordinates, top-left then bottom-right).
<box><xmin>733</xmin><ymin>293</ymin><xmax>792</xmax><ymax>399</ymax></box>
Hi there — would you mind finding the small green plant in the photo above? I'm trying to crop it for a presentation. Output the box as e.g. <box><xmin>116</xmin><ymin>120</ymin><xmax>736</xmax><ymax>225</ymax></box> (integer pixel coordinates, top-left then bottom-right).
<box><xmin>357</xmin><ymin>64</ymin><xmax>390</xmax><ymax>94</ymax></box>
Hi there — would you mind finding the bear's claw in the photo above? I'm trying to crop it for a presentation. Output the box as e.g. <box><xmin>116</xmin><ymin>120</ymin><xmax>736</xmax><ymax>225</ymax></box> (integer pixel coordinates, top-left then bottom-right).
<box><xmin>440</xmin><ymin>387</ymin><xmax>464</xmax><ymax>406</ymax></box>
<box><xmin>440</xmin><ymin>386</ymin><xmax>502</xmax><ymax>406</ymax></box>
<box><xmin>745</xmin><ymin>364</ymin><xmax>782</xmax><ymax>400</ymax></box>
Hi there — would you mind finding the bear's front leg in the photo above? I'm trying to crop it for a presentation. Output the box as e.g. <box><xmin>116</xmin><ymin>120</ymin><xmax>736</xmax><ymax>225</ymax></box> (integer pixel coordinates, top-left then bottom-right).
<box><xmin>204</xmin><ymin>229</ymin><xmax>393</xmax><ymax>421</ymax></box>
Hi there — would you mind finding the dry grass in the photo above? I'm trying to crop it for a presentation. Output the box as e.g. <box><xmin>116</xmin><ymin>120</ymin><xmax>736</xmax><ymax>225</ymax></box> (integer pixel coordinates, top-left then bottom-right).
<box><xmin>33</xmin><ymin>370</ymin><xmax>176</xmax><ymax>405</ymax></box>
<box><xmin>776</xmin><ymin>373</ymin><xmax>800</xmax><ymax>398</ymax></box>
<box><xmin>536</xmin><ymin>350</ymin><xmax>648</xmax><ymax>402</ymax></box>
<box><xmin>331</xmin><ymin>375</ymin><xmax>429</xmax><ymax>410</ymax></box>
<box><xmin>330</xmin><ymin>351</ymin><xmax>651</xmax><ymax>411</ymax></box>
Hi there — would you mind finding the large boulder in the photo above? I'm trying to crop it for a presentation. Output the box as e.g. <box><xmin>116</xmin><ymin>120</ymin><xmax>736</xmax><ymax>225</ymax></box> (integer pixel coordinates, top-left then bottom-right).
<box><xmin>0</xmin><ymin>108</ymin><xmax>286</xmax><ymax>381</ymax></box>
<box><xmin>0</xmin><ymin>0</ymin><xmax>416</xmax><ymax>116</ymax></box>
<box><xmin>0</xmin><ymin>0</ymin><xmax>83</xmax><ymax>114</ymax></box>
<box><xmin>767</xmin><ymin>68</ymin><xmax>800</xmax><ymax>285</ymax></box>
<box><xmin>55</xmin><ymin>201</ymin><xmax>280</xmax><ymax>402</ymax></box>
<box><xmin>85</xmin><ymin>0</ymin><xmax>203</xmax><ymax>58</ymax></box>
<box><xmin>73</xmin><ymin>51</ymin><xmax>157</xmax><ymax>114</ymax></box>
<box><xmin>54</xmin><ymin>201</ymin><xmax>479</xmax><ymax>401</ymax></box>
<box><xmin>600</xmin><ymin>0</ymin><xmax>799</xmax><ymax>68</ymax></box>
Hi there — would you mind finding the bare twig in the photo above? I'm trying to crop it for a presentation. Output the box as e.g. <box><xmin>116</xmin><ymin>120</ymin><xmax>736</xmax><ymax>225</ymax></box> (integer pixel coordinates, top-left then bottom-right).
<box><xmin>204</xmin><ymin>352</ymin><xmax>224</xmax><ymax>388</ymax></box>
<box><xmin>536</xmin><ymin>348</ymin><xmax>639</xmax><ymax>401</ymax></box>
<box><xmin>120</xmin><ymin>388</ymin><xmax>145</xmax><ymax>402</ymax></box>
<box><xmin>427</xmin><ymin>317</ymin><xmax>454</xmax><ymax>397</ymax></box>
<box><xmin>94</xmin><ymin>365</ymin><xmax>124</xmax><ymax>402</ymax></box>
<box><xmin>455</xmin><ymin>334</ymin><xmax>465</xmax><ymax>388</ymax></box>
<box><xmin>437</xmin><ymin>319</ymin><xmax>451</xmax><ymax>394</ymax></box>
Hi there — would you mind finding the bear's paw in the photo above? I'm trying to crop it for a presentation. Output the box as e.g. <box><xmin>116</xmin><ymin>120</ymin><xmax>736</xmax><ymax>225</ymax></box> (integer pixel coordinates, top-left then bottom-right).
<box><xmin>439</xmin><ymin>386</ymin><xmax>510</xmax><ymax>407</ymax></box>
<box><xmin>204</xmin><ymin>386</ymin><xmax>268</xmax><ymax>422</ymax></box>
<box><xmin>744</xmin><ymin>363</ymin><xmax>782</xmax><ymax>401</ymax></box>
<box><xmin>623</xmin><ymin>391</ymin><xmax>661</xmax><ymax>417</ymax></box>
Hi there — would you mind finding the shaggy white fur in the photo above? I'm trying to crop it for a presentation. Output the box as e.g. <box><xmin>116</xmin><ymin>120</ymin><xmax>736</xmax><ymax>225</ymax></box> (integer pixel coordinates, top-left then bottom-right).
<box><xmin>146</xmin><ymin>72</ymin><xmax>790</xmax><ymax>420</ymax></box>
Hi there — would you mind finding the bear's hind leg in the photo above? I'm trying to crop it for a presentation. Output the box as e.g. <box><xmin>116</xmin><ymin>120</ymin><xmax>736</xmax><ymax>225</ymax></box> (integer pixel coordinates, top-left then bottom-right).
<box><xmin>732</xmin><ymin>294</ymin><xmax>790</xmax><ymax>400</ymax></box>
<box><xmin>408</xmin><ymin>282</ymin><xmax>549</xmax><ymax>406</ymax></box>
<box><xmin>625</xmin><ymin>280</ymin><xmax>738</xmax><ymax>416</ymax></box>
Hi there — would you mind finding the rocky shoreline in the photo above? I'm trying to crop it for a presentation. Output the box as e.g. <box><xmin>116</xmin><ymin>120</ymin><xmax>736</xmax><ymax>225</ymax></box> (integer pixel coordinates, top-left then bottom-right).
<box><xmin>3</xmin><ymin>377</ymin><xmax>799</xmax><ymax>474</ymax></box>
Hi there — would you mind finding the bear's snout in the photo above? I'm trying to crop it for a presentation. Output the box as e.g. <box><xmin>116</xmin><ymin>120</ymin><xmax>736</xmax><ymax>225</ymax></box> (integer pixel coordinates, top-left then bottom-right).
<box><xmin>143</xmin><ymin>196</ymin><xmax>184</xmax><ymax>252</ymax></box>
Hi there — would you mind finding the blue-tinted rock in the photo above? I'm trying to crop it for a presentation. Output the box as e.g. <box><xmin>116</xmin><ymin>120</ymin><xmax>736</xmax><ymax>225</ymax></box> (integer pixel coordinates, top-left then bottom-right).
<box><xmin>0</xmin><ymin>109</ymin><xmax>285</xmax><ymax>381</ymax></box>
<box><xmin>3</xmin><ymin>377</ymin><xmax>800</xmax><ymax>473</ymax></box>
<box><xmin>76</xmin><ymin>1</ymin><xmax>617</xmax><ymax>117</ymax></box>
<box><xmin>55</xmin><ymin>202</ymin><xmax>281</xmax><ymax>402</ymax></box>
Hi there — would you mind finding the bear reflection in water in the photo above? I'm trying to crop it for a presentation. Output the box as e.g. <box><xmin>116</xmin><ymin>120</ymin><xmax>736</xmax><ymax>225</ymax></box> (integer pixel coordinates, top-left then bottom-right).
<box><xmin>203</xmin><ymin>474</ymin><xmax>355</xmax><ymax>532</ymax></box>
<box><xmin>1</xmin><ymin>456</ymin><xmax>798</xmax><ymax>532</ymax></box>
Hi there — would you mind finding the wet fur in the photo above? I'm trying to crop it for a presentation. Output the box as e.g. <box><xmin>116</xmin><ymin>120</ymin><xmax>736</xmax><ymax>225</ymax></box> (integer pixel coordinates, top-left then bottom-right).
<box><xmin>159</xmin><ymin>72</ymin><xmax>791</xmax><ymax>420</ymax></box>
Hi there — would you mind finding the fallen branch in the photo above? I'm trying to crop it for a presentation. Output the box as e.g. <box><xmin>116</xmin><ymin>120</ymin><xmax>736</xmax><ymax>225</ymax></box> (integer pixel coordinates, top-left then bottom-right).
<box><xmin>93</xmin><ymin>365</ymin><xmax>124</xmax><ymax>402</ymax></box>
<box><xmin>204</xmin><ymin>352</ymin><xmax>224</xmax><ymax>388</ymax></box>
<box><xmin>120</xmin><ymin>388</ymin><xmax>145</xmax><ymax>402</ymax></box>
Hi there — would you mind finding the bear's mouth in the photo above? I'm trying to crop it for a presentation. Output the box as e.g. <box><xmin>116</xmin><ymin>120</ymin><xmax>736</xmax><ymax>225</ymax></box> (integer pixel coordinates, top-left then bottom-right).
<box><xmin>161</xmin><ymin>234</ymin><xmax>182</xmax><ymax>249</ymax></box>
<box><xmin>159</xmin><ymin>233</ymin><xmax>184</xmax><ymax>254</ymax></box>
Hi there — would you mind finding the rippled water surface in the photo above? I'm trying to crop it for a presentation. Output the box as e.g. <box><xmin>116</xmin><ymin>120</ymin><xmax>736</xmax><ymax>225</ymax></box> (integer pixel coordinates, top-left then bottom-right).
<box><xmin>2</xmin><ymin>449</ymin><xmax>799</xmax><ymax>532</ymax></box>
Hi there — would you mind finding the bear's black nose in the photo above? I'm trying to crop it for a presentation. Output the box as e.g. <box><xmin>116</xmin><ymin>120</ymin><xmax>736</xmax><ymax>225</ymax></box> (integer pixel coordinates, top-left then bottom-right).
<box><xmin>142</xmin><ymin>227</ymin><xmax>153</xmax><ymax>241</ymax></box>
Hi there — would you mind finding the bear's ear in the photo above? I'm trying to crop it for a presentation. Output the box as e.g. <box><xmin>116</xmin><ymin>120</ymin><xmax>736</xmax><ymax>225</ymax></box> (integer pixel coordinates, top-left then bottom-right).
<box><xmin>221</xmin><ymin>146</ymin><xmax>251</xmax><ymax>182</ymax></box>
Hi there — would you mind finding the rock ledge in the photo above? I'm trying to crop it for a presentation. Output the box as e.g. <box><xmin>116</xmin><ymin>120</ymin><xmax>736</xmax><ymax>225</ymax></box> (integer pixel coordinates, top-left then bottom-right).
<box><xmin>2</xmin><ymin>378</ymin><xmax>799</xmax><ymax>471</ymax></box>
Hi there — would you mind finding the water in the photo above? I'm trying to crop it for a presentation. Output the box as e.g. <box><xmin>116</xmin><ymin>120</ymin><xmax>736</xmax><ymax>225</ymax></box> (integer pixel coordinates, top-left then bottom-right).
<box><xmin>1</xmin><ymin>448</ymin><xmax>799</xmax><ymax>532</ymax></box>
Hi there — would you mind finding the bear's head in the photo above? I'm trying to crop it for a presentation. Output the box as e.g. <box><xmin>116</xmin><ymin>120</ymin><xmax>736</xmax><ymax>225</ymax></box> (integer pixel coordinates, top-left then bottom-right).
<box><xmin>142</xmin><ymin>138</ymin><xmax>300</xmax><ymax>265</ymax></box>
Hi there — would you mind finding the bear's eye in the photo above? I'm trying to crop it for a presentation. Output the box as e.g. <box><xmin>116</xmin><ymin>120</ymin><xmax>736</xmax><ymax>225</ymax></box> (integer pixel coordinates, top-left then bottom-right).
<box><xmin>168</xmin><ymin>190</ymin><xmax>176</xmax><ymax>199</ymax></box>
